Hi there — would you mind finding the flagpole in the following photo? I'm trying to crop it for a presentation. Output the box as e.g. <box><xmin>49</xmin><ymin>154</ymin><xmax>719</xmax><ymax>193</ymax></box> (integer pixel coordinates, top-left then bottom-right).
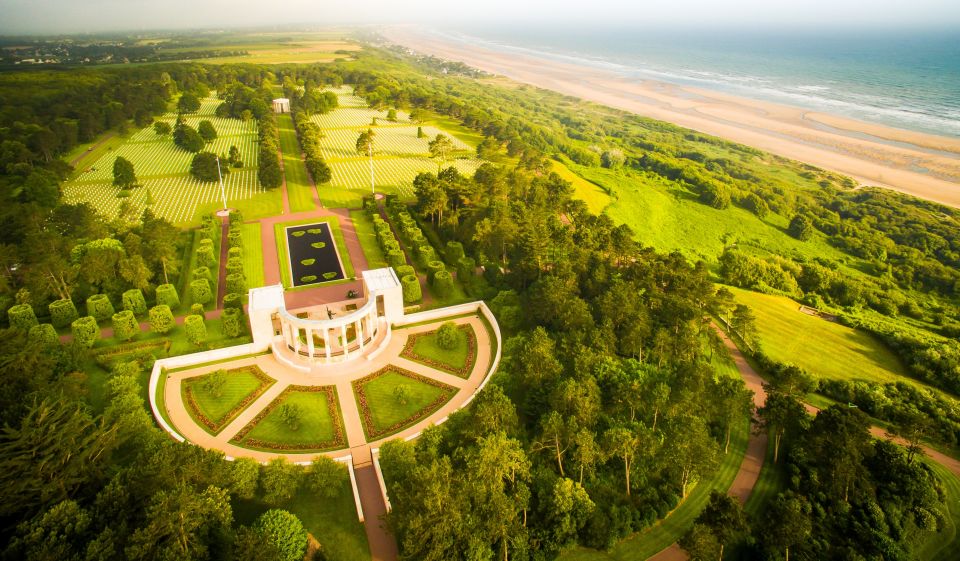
<box><xmin>216</xmin><ymin>155</ymin><xmax>227</xmax><ymax>211</ymax></box>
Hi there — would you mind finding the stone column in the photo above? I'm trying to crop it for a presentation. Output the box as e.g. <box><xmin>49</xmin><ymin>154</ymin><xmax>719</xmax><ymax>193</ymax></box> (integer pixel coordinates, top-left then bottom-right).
<box><xmin>323</xmin><ymin>328</ymin><xmax>331</xmax><ymax>362</ymax></box>
<box><xmin>292</xmin><ymin>325</ymin><xmax>301</xmax><ymax>354</ymax></box>
<box><xmin>342</xmin><ymin>324</ymin><xmax>349</xmax><ymax>359</ymax></box>
<box><xmin>357</xmin><ymin>320</ymin><xmax>364</xmax><ymax>353</ymax></box>
<box><xmin>281</xmin><ymin>321</ymin><xmax>291</xmax><ymax>348</ymax></box>
<box><xmin>306</xmin><ymin>328</ymin><xmax>315</xmax><ymax>357</ymax></box>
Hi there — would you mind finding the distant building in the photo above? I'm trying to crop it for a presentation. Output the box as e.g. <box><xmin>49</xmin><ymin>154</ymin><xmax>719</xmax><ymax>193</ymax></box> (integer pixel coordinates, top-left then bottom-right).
<box><xmin>272</xmin><ymin>98</ymin><xmax>290</xmax><ymax>113</ymax></box>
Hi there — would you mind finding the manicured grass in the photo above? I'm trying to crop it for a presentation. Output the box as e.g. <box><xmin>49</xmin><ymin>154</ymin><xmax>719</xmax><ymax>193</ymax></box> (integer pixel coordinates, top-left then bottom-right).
<box><xmin>233</xmin><ymin>476</ymin><xmax>371</xmax><ymax>561</ymax></box>
<box><xmin>274</xmin><ymin>217</ymin><xmax>355</xmax><ymax>288</ymax></box>
<box><xmin>182</xmin><ymin>367</ymin><xmax>272</xmax><ymax>434</ymax></box>
<box><xmin>728</xmin><ymin>286</ymin><xmax>914</xmax><ymax>387</ymax></box>
<box><xmin>558</xmin><ymin>417</ymin><xmax>750</xmax><ymax>561</ymax></box>
<box><xmin>278</xmin><ymin>112</ymin><xmax>318</xmax><ymax>212</ymax></box>
<box><xmin>353</xmin><ymin>367</ymin><xmax>456</xmax><ymax>439</ymax></box>
<box><xmin>234</xmin><ymin>386</ymin><xmax>346</xmax><ymax>452</ymax></box>
<box><xmin>402</xmin><ymin>325</ymin><xmax>476</xmax><ymax>378</ymax></box>
<box><xmin>349</xmin><ymin>210</ymin><xmax>388</xmax><ymax>269</ymax></box>
<box><xmin>918</xmin><ymin>460</ymin><xmax>960</xmax><ymax>561</ymax></box>
<box><xmin>743</xmin><ymin>440</ymin><xmax>788</xmax><ymax>519</ymax></box>
<box><xmin>551</xmin><ymin>158</ymin><xmax>611</xmax><ymax>215</ymax></box>
<box><xmin>239</xmin><ymin>222</ymin><xmax>265</xmax><ymax>288</ymax></box>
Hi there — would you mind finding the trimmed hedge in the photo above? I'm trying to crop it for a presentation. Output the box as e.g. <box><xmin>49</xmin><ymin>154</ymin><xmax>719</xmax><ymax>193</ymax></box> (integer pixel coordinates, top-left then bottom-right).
<box><xmin>222</xmin><ymin>307</ymin><xmax>244</xmax><ymax>337</ymax></box>
<box><xmin>7</xmin><ymin>304</ymin><xmax>37</xmax><ymax>331</ymax></box>
<box><xmin>112</xmin><ymin>310</ymin><xmax>140</xmax><ymax>341</ymax></box>
<box><xmin>426</xmin><ymin>260</ymin><xmax>445</xmax><ymax>282</ymax></box>
<box><xmin>223</xmin><ymin>292</ymin><xmax>243</xmax><ymax>310</ymax></box>
<box><xmin>122</xmin><ymin>289</ymin><xmax>148</xmax><ymax>316</ymax></box>
<box><xmin>86</xmin><ymin>294</ymin><xmax>114</xmax><ymax>323</ymax></box>
<box><xmin>416</xmin><ymin>244</ymin><xmax>436</xmax><ymax>265</ymax></box>
<box><xmin>28</xmin><ymin>323</ymin><xmax>58</xmax><ymax>347</ymax></box>
<box><xmin>184</xmin><ymin>314</ymin><xmax>207</xmax><ymax>345</ymax></box>
<box><xmin>228</xmin><ymin>246</ymin><xmax>242</xmax><ymax>260</ymax></box>
<box><xmin>395</xmin><ymin>265</ymin><xmax>415</xmax><ymax>278</ymax></box>
<box><xmin>149</xmin><ymin>305</ymin><xmax>175</xmax><ymax>334</ymax></box>
<box><xmin>401</xmin><ymin>274</ymin><xmax>422</xmax><ymax>304</ymax></box>
<box><xmin>226</xmin><ymin>257</ymin><xmax>244</xmax><ymax>277</ymax></box>
<box><xmin>49</xmin><ymin>299</ymin><xmax>78</xmax><ymax>328</ymax></box>
<box><xmin>191</xmin><ymin>278</ymin><xmax>212</xmax><ymax>306</ymax></box>
<box><xmin>387</xmin><ymin>249</ymin><xmax>406</xmax><ymax>269</ymax></box>
<box><xmin>192</xmin><ymin>266</ymin><xmax>212</xmax><ymax>282</ymax></box>
<box><xmin>445</xmin><ymin>241</ymin><xmax>465</xmax><ymax>264</ymax></box>
<box><xmin>432</xmin><ymin>270</ymin><xmax>454</xmax><ymax>298</ymax></box>
<box><xmin>71</xmin><ymin>316</ymin><xmax>100</xmax><ymax>348</ymax></box>
<box><xmin>226</xmin><ymin>273</ymin><xmax>245</xmax><ymax>295</ymax></box>
<box><xmin>457</xmin><ymin>256</ymin><xmax>476</xmax><ymax>280</ymax></box>
<box><xmin>156</xmin><ymin>284</ymin><xmax>180</xmax><ymax>308</ymax></box>
<box><xmin>195</xmin><ymin>241</ymin><xmax>216</xmax><ymax>268</ymax></box>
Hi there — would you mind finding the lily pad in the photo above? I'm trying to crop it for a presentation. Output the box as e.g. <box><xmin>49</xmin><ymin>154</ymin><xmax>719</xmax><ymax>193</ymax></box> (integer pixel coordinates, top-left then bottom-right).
<box><xmin>323</xmin><ymin>272</ymin><xmax>337</xmax><ymax>280</ymax></box>
<box><xmin>310</xmin><ymin>242</ymin><xmax>327</xmax><ymax>249</ymax></box>
<box><xmin>307</xmin><ymin>228</ymin><xmax>322</xmax><ymax>234</ymax></box>
<box><xmin>300</xmin><ymin>258</ymin><xmax>316</xmax><ymax>266</ymax></box>
<box><xmin>300</xmin><ymin>275</ymin><xmax>317</xmax><ymax>283</ymax></box>
<box><xmin>292</xmin><ymin>231</ymin><xmax>305</xmax><ymax>237</ymax></box>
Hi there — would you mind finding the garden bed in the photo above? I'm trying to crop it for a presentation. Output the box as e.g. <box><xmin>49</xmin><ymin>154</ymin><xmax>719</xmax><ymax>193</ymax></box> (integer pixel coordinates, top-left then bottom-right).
<box><xmin>182</xmin><ymin>365</ymin><xmax>275</xmax><ymax>435</ymax></box>
<box><xmin>400</xmin><ymin>324</ymin><xmax>477</xmax><ymax>378</ymax></box>
<box><xmin>352</xmin><ymin>366</ymin><xmax>456</xmax><ymax>440</ymax></box>
<box><xmin>230</xmin><ymin>385</ymin><xmax>347</xmax><ymax>452</ymax></box>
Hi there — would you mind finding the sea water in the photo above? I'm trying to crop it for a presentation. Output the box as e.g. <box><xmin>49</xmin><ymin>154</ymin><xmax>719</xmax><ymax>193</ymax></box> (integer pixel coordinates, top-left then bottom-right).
<box><xmin>432</xmin><ymin>25</ymin><xmax>960</xmax><ymax>138</ymax></box>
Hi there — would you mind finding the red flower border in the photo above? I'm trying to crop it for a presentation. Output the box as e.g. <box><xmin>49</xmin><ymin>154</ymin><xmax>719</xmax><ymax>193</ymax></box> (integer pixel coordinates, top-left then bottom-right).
<box><xmin>400</xmin><ymin>324</ymin><xmax>477</xmax><ymax>379</ymax></box>
<box><xmin>352</xmin><ymin>365</ymin><xmax>457</xmax><ymax>440</ymax></box>
<box><xmin>230</xmin><ymin>385</ymin><xmax>347</xmax><ymax>452</ymax></box>
<box><xmin>183</xmin><ymin>365</ymin><xmax>274</xmax><ymax>435</ymax></box>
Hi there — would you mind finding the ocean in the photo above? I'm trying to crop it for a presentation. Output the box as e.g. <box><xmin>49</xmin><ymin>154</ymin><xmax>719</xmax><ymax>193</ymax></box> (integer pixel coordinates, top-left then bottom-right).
<box><xmin>433</xmin><ymin>25</ymin><xmax>960</xmax><ymax>138</ymax></box>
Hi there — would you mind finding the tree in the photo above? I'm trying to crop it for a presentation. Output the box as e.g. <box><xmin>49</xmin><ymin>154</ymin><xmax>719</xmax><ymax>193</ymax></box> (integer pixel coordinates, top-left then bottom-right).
<box><xmin>683</xmin><ymin>491</ymin><xmax>748</xmax><ymax>561</ymax></box>
<box><xmin>190</xmin><ymin>152</ymin><xmax>223</xmax><ymax>182</ymax></box>
<box><xmin>604</xmin><ymin>426</ymin><xmax>639</xmax><ymax>496</ymax></box>
<box><xmin>197</xmin><ymin>120</ymin><xmax>217</xmax><ymax>142</ymax></box>
<box><xmin>177</xmin><ymin>92</ymin><xmax>201</xmax><ymax>113</ymax></box>
<box><xmin>730</xmin><ymin>304</ymin><xmax>758</xmax><ymax>348</ymax></box>
<box><xmin>757</xmin><ymin>390</ymin><xmax>808</xmax><ymax>463</ymax></box>
<box><xmin>665</xmin><ymin>416</ymin><xmax>720</xmax><ymax>498</ymax></box>
<box><xmin>788</xmin><ymin>214</ymin><xmax>814</xmax><ymax>241</ymax></box>
<box><xmin>277</xmin><ymin>403</ymin><xmax>302</xmax><ymax>431</ymax></box>
<box><xmin>184</xmin><ymin>314</ymin><xmax>206</xmax><ymax>346</ymax></box>
<box><xmin>111</xmin><ymin>310</ymin><xmax>140</xmax><ymax>341</ymax></box>
<box><xmin>700</xmin><ymin>183</ymin><xmax>731</xmax><ymax>209</ymax></box>
<box><xmin>149</xmin><ymin>305</ymin><xmax>175</xmax><ymax>334</ymax></box>
<box><xmin>112</xmin><ymin>156</ymin><xmax>137</xmax><ymax>189</ymax></box>
<box><xmin>714</xmin><ymin>377</ymin><xmax>754</xmax><ymax>453</ymax></box>
<box><xmin>600</xmin><ymin>149</ymin><xmax>625</xmax><ymax>169</ymax></box>
<box><xmin>393</xmin><ymin>385</ymin><xmax>410</xmax><ymax>406</ymax></box>
<box><xmin>254</xmin><ymin>509</ymin><xmax>307</xmax><ymax>561</ymax></box>
<box><xmin>126</xmin><ymin>484</ymin><xmax>231</xmax><ymax>560</ymax></box>
<box><xmin>261</xmin><ymin>458</ymin><xmax>302</xmax><ymax>504</ymax></box>
<box><xmin>760</xmin><ymin>495</ymin><xmax>812</xmax><ymax>561</ymax></box>
<box><xmin>546</xmin><ymin>478</ymin><xmax>595</xmax><ymax>547</ymax></box>
<box><xmin>154</xmin><ymin>121</ymin><xmax>172</xmax><ymax>136</ymax></box>
<box><xmin>387</xmin><ymin>108</ymin><xmax>398</xmax><ymax>121</ymax></box>
<box><xmin>743</xmin><ymin>193</ymin><xmax>769</xmax><ymax>218</ymax></box>
<box><xmin>428</xmin><ymin>134</ymin><xmax>454</xmax><ymax>170</ymax></box>
<box><xmin>71</xmin><ymin>316</ymin><xmax>99</xmax><ymax>348</ymax></box>
<box><xmin>202</xmin><ymin>370</ymin><xmax>227</xmax><ymax>398</ymax></box>
<box><xmin>174</xmin><ymin>123</ymin><xmax>205</xmax><ymax>153</ymax></box>
<box><xmin>436</xmin><ymin>321</ymin><xmax>460</xmax><ymax>350</ymax></box>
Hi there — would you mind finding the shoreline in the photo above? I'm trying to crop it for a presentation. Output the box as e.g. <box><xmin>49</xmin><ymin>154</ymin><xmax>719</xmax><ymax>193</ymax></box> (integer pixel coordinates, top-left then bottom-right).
<box><xmin>381</xmin><ymin>26</ymin><xmax>960</xmax><ymax>208</ymax></box>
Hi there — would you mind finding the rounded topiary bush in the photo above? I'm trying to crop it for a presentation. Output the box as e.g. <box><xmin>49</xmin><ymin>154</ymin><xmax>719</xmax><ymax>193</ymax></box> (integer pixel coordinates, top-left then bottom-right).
<box><xmin>395</xmin><ymin>264</ymin><xmax>415</xmax><ymax>278</ymax></box>
<box><xmin>226</xmin><ymin>257</ymin><xmax>244</xmax><ymax>277</ymax></box>
<box><xmin>223</xmin><ymin>292</ymin><xmax>243</xmax><ymax>310</ymax></box>
<box><xmin>228</xmin><ymin>246</ymin><xmax>242</xmax><ymax>259</ymax></box>
<box><xmin>386</xmin><ymin>249</ymin><xmax>406</xmax><ymax>269</ymax></box>
<box><xmin>255</xmin><ymin>509</ymin><xmax>307</xmax><ymax>561</ymax></box>
<box><xmin>432</xmin><ymin>270</ymin><xmax>454</xmax><ymax>298</ymax></box>
<box><xmin>191</xmin><ymin>303</ymin><xmax>205</xmax><ymax>317</ymax></box>
<box><xmin>192</xmin><ymin>266</ymin><xmax>212</xmax><ymax>282</ymax></box>
<box><xmin>184</xmin><ymin>314</ymin><xmax>207</xmax><ymax>346</ymax></box>
<box><xmin>436</xmin><ymin>321</ymin><xmax>461</xmax><ymax>350</ymax></box>
<box><xmin>191</xmin><ymin>278</ymin><xmax>212</xmax><ymax>306</ymax></box>
<box><xmin>222</xmin><ymin>307</ymin><xmax>244</xmax><ymax>337</ymax></box>
<box><xmin>155</xmin><ymin>284</ymin><xmax>180</xmax><ymax>308</ymax></box>
<box><xmin>445</xmin><ymin>241</ymin><xmax>465</xmax><ymax>264</ymax></box>
<box><xmin>71</xmin><ymin>316</ymin><xmax>99</xmax><ymax>348</ymax></box>
<box><xmin>426</xmin><ymin>260</ymin><xmax>445</xmax><ymax>282</ymax></box>
<box><xmin>149</xmin><ymin>305</ymin><xmax>175</xmax><ymax>334</ymax></box>
<box><xmin>226</xmin><ymin>273</ymin><xmax>245</xmax><ymax>295</ymax></box>
<box><xmin>409</xmin><ymin>232</ymin><xmax>426</xmax><ymax>247</ymax></box>
<box><xmin>228</xmin><ymin>231</ymin><xmax>242</xmax><ymax>249</ymax></box>
<box><xmin>48</xmin><ymin>299</ymin><xmax>79</xmax><ymax>328</ymax></box>
<box><xmin>457</xmin><ymin>256</ymin><xmax>476</xmax><ymax>280</ymax></box>
<box><xmin>401</xmin><ymin>274</ymin><xmax>422</xmax><ymax>304</ymax></box>
<box><xmin>112</xmin><ymin>310</ymin><xmax>140</xmax><ymax>341</ymax></box>
<box><xmin>28</xmin><ymin>323</ymin><xmax>58</xmax><ymax>347</ymax></box>
<box><xmin>86</xmin><ymin>294</ymin><xmax>115</xmax><ymax>323</ymax></box>
<box><xmin>7</xmin><ymin>303</ymin><xmax>37</xmax><ymax>331</ymax></box>
<box><xmin>121</xmin><ymin>289</ymin><xmax>148</xmax><ymax>316</ymax></box>
<box><xmin>416</xmin><ymin>244</ymin><xmax>436</xmax><ymax>265</ymax></box>
<box><xmin>195</xmin><ymin>241</ymin><xmax>216</xmax><ymax>268</ymax></box>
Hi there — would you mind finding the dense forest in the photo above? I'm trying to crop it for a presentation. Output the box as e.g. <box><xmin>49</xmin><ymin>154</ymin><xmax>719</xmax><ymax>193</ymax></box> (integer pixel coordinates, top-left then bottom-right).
<box><xmin>0</xmin><ymin>41</ymin><xmax>956</xmax><ymax>561</ymax></box>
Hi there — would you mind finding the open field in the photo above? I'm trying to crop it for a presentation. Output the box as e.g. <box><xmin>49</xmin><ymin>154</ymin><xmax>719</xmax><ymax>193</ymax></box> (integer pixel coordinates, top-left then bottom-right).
<box><xmin>728</xmin><ymin>287</ymin><xmax>912</xmax><ymax>387</ymax></box>
<box><xmin>161</xmin><ymin>37</ymin><xmax>361</xmax><ymax>65</ymax></box>
<box><xmin>61</xmin><ymin>96</ymin><xmax>280</xmax><ymax>225</ymax></box>
<box><xmin>550</xmin><ymin>159</ymin><xmax>611</xmax><ymax>215</ymax></box>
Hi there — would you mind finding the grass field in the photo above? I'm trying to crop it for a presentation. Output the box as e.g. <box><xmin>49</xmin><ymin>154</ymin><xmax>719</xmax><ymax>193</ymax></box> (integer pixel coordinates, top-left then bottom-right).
<box><xmin>274</xmin><ymin>217</ymin><xmax>355</xmax><ymax>288</ymax></box>
<box><xmin>918</xmin><ymin>460</ymin><xmax>960</xmax><ymax>561</ymax></box>
<box><xmin>559</xmin><ymin>417</ymin><xmax>751</xmax><ymax>561</ymax></box>
<box><xmin>239</xmin><ymin>222</ymin><xmax>265</xmax><ymax>288</ymax></box>
<box><xmin>235</xmin><ymin>387</ymin><xmax>345</xmax><ymax>452</ymax></box>
<box><xmin>353</xmin><ymin>368</ymin><xmax>455</xmax><ymax>439</ymax></box>
<box><xmin>551</xmin><ymin>159</ymin><xmax>611</xmax><ymax>215</ymax></box>
<box><xmin>61</xmin><ymin>96</ymin><xmax>281</xmax><ymax>225</ymax></box>
<box><xmin>728</xmin><ymin>286</ymin><xmax>913</xmax><ymax>387</ymax></box>
<box><xmin>182</xmin><ymin>367</ymin><xmax>273</xmax><ymax>434</ymax></box>
<box><xmin>161</xmin><ymin>36</ymin><xmax>361</xmax><ymax>65</ymax></box>
<box><xmin>278</xmin><ymin>112</ymin><xmax>317</xmax><ymax>212</ymax></box>
<box><xmin>349</xmin><ymin>210</ymin><xmax>388</xmax><ymax>269</ymax></box>
<box><xmin>405</xmin><ymin>327</ymin><xmax>473</xmax><ymax>377</ymax></box>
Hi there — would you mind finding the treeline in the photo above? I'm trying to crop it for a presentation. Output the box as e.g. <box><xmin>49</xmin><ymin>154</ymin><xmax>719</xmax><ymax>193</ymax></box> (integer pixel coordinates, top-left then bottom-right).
<box><xmin>282</xmin><ymin>76</ymin><xmax>337</xmax><ymax>185</ymax></box>
<box><xmin>256</xmin><ymin>111</ymin><xmax>282</xmax><ymax>189</ymax></box>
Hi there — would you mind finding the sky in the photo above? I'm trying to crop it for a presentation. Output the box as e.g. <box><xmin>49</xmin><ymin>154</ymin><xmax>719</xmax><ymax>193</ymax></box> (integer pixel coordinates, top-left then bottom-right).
<box><xmin>1</xmin><ymin>0</ymin><xmax>959</xmax><ymax>35</ymax></box>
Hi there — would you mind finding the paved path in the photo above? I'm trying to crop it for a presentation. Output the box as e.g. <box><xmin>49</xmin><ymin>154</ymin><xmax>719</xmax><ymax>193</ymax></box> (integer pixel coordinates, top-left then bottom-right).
<box><xmin>354</xmin><ymin>452</ymin><xmax>400</xmax><ymax>561</ymax></box>
<box><xmin>216</xmin><ymin>217</ymin><xmax>230</xmax><ymax>308</ymax></box>
<box><xmin>69</xmin><ymin>133</ymin><xmax>116</xmax><ymax>168</ymax></box>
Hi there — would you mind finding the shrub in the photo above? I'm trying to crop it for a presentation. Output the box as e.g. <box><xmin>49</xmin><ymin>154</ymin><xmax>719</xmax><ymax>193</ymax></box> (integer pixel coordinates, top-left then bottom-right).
<box><xmin>28</xmin><ymin>323</ymin><xmax>58</xmax><ymax>347</ymax></box>
<box><xmin>445</xmin><ymin>241</ymin><xmax>465</xmax><ymax>264</ymax></box>
<box><xmin>223</xmin><ymin>292</ymin><xmax>243</xmax><ymax>310</ymax></box>
<box><xmin>149</xmin><ymin>305</ymin><xmax>175</xmax><ymax>334</ymax></box>
<box><xmin>196</xmin><ymin>239</ymin><xmax>216</xmax><ymax>268</ymax></box>
<box><xmin>191</xmin><ymin>303</ymin><xmax>205</xmax><ymax>317</ymax></box>
<box><xmin>122</xmin><ymin>289</ymin><xmax>147</xmax><ymax>316</ymax></box>
<box><xmin>426</xmin><ymin>260</ymin><xmax>445</xmax><ymax>282</ymax></box>
<box><xmin>86</xmin><ymin>294</ymin><xmax>115</xmax><ymax>323</ymax></box>
<box><xmin>387</xmin><ymin>249</ymin><xmax>406</xmax><ymax>269</ymax></box>
<box><xmin>222</xmin><ymin>307</ymin><xmax>244</xmax><ymax>337</ymax></box>
<box><xmin>436</xmin><ymin>321</ymin><xmax>460</xmax><ymax>350</ymax></box>
<box><xmin>190</xmin><ymin>152</ymin><xmax>223</xmax><ymax>182</ymax></box>
<box><xmin>228</xmin><ymin>231</ymin><xmax>242</xmax><ymax>249</ymax></box>
<box><xmin>71</xmin><ymin>316</ymin><xmax>100</xmax><ymax>348</ymax></box>
<box><xmin>789</xmin><ymin>214</ymin><xmax>814</xmax><ymax>241</ymax></box>
<box><xmin>254</xmin><ymin>509</ymin><xmax>307</xmax><ymax>561</ymax></box>
<box><xmin>7</xmin><ymin>304</ymin><xmax>38</xmax><ymax>333</ymax></box>
<box><xmin>417</xmin><ymin>244</ymin><xmax>436</xmax><ymax>265</ymax></box>
<box><xmin>112</xmin><ymin>310</ymin><xmax>140</xmax><ymax>341</ymax></box>
<box><xmin>226</xmin><ymin>257</ymin><xmax>244</xmax><ymax>277</ymax></box>
<box><xmin>457</xmin><ymin>256</ymin><xmax>476</xmax><ymax>280</ymax></box>
<box><xmin>155</xmin><ymin>284</ymin><xmax>180</xmax><ymax>308</ymax></box>
<box><xmin>395</xmin><ymin>265</ymin><xmax>415</xmax><ymax>278</ymax></box>
<box><xmin>382</xmin><ymin>239</ymin><xmax>400</xmax><ymax>254</ymax></box>
<box><xmin>228</xmin><ymin>246</ymin><xmax>242</xmax><ymax>260</ymax></box>
<box><xmin>48</xmin><ymin>299</ymin><xmax>79</xmax><ymax>328</ymax></box>
<box><xmin>401</xmin><ymin>274</ymin><xmax>422</xmax><ymax>304</ymax></box>
<box><xmin>192</xmin><ymin>266</ymin><xmax>212</xmax><ymax>282</ymax></box>
<box><xmin>226</xmin><ymin>273</ymin><xmax>245</xmax><ymax>295</ymax></box>
<box><xmin>432</xmin><ymin>270</ymin><xmax>454</xmax><ymax>298</ymax></box>
<box><xmin>184</xmin><ymin>314</ymin><xmax>207</xmax><ymax>345</ymax></box>
<box><xmin>191</xmin><ymin>278</ymin><xmax>212</xmax><ymax>306</ymax></box>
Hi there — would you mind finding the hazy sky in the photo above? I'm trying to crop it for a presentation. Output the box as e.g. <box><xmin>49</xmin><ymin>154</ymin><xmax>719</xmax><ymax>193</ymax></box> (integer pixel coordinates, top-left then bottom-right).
<box><xmin>2</xmin><ymin>0</ymin><xmax>959</xmax><ymax>34</ymax></box>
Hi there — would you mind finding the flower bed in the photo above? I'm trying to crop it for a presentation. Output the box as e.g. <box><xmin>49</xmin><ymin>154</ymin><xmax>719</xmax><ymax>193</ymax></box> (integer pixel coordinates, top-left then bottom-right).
<box><xmin>352</xmin><ymin>365</ymin><xmax>457</xmax><ymax>440</ymax></box>
<box><xmin>230</xmin><ymin>385</ymin><xmax>347</xmax><ymax>452</ymax></box>
<box><xmin>400</xmin><ymin>324</ymin><xmax>477</xmax><ymax>378</ymax></box>
<box><xmin>182</xmin><ymin>365</ymin><xmax>274</xmax><ymax>435</ymax></box>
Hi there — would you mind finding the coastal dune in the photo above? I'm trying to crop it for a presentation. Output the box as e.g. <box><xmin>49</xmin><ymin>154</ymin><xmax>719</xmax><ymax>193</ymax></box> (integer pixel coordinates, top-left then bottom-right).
<box><xmin>382</xmin><ymin>27</ymin><xmax>960</xmax><ymax>208</ymax></box>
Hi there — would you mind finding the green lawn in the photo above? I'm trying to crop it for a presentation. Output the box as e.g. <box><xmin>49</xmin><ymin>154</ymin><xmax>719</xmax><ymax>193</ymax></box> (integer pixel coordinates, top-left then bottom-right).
<box><xmin>233</xmin><ymin>477</ymin><xmax>370</xmax><ymax>561</ymax></box>
<box><xmin>551</xmin><ymin>158</ymin><xmax>611</xmax><ymax>215</ymax></box>
<box><xmin>240</xmin><ymin>222</ymin><xmax>265</xmax><ymax>288</ymax></box>
<box><xmin>918</xmin><ymin>460</ymin><xmax>960</xmax><ymax>561</ymax></box>
<box><xmin>234</xmin><ymin>387</ymin><xmax>345</xmax><ymax>452</ymax></box>
<box><xmin>349</xmin><ymin>210</ymin><xmax>388</xmax><ymax>269</ymax></box>
<box><xmin>278</xmin><ymin>112</ymin><xmax>318</xmax><ymax>212</ymax></box>
<box><xmin>728</xmin><ymin>286</ymin><xmax>914</xmax><ymax>387</ymax></box>
<box><xmin>182</xmin><ymin>367</ymin><xmax>272</xmax><ymax>434</ymax></box>
<box><xmin>274</xmin><ymin>217</ymin><xmax>356</xmax><ymax>288</ymax></box>
<box><xmin>353</xmin><ymin>368</ymin><xmax>455</xmax><ymax>439</ymax></box>
<box><xmin>743</xmin><ymin>441</ymin><xmax>788</xmax><ymax>519</ymax></box>
<box><xmin>402</xmin><ymin>325</ymin><xmax>474</xmax><ymax>378</ymax></box>
<box><xmin>559</xmin><ymin>417</ymin><xmax>750</xmax><ymax>561</ymax></box>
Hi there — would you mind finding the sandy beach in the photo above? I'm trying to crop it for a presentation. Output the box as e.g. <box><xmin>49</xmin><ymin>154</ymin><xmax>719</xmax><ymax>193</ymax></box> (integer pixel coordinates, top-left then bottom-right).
<box><xmin>382</xmin><ymin>27</ymin><xmax>960</xmax><ymax>208</ymax></box>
